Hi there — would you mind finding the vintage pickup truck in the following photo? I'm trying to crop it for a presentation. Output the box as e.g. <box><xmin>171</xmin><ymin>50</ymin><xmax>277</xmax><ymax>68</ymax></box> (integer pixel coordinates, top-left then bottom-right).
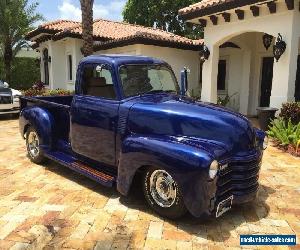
<box><xmin>19</xmin><ymin>55</ymin><xmax>267</xmax><ymax>219</ymax></box>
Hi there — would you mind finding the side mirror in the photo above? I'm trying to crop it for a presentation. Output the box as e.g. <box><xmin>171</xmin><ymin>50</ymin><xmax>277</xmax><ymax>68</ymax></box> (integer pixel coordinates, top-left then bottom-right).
<box><xmin>3</xmin><ymin>82</ymin><xmax>9</xmax><ymax>88</ymax></box>
<box><xmin>180</xmin><ymin>67</ymin><xmax>189</xmax><ymax>95</ymax></box>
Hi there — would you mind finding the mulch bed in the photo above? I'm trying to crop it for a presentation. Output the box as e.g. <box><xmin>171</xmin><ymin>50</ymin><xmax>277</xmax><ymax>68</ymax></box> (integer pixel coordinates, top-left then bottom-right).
<box><xmin>270</xmin><ymin>140</ymin><xmax>300</xmax><ymax>157</ymax></box>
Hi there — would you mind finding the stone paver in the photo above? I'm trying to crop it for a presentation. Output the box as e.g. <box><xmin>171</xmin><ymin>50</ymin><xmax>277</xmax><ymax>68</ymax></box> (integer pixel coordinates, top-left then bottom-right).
<box><xmin>0</xmin><ymin>116</ymin><xmax>299</xmax><ymax>249</ymax></box>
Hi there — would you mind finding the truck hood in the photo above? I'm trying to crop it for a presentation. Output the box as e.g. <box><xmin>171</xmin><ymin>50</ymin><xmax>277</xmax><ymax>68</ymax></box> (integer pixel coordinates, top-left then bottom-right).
<box><xmin>127</xmin><ymin>93</ymin><xmax>256</xmax><ymax>157</ymax></box>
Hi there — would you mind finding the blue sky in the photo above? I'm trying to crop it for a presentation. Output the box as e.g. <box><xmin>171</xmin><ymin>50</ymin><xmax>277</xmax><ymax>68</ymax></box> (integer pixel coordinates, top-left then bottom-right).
<box><xmin>30</xmin><ymin>0</ymin><xmax>126</xmax><ymax>24</ymax></box>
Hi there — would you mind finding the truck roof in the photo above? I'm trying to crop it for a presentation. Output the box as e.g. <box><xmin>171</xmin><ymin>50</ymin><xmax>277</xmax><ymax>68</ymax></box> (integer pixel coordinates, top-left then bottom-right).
<box><xmin>79</xmin><ymin>54</ymin><xmax>167</xmax><ymax>67</ymax></box>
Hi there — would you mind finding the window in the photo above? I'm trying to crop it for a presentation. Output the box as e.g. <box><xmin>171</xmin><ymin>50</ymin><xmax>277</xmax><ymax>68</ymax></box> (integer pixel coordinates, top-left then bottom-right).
<box><xmin>43</xmin><ymin>48</ymin><xmax>49</xmax><ymax>85</ymax></box>
<box><xmin>217</xmin><ymin>60</ymin><xmax>227</xmax><ymax>91</ymax></box>
<box><xmin>67</xmin><ymin>54</ymin><xmax>73</xmax><ymax>81</ymax></box>
<box><xmin>82</xmin><ymin>64</ymin><xmax>116</xmax><ymax>99</ymax></box>
<box><xmin>119</xmin><ymin>64</ymin><xmax>179</xmax><ymax>97</ymax></box>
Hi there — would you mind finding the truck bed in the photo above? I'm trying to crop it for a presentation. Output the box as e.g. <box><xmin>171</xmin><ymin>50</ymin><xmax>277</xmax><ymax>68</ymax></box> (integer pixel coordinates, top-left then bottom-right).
<box><xmin>20</xmin><ymin>95</ymin><xmax>73</xmax><ymax>109</ymax></box>
<box><xmin>20</xmin><ymin>95</ymin><xmax>73</xmax><ymax>142</ymax></box>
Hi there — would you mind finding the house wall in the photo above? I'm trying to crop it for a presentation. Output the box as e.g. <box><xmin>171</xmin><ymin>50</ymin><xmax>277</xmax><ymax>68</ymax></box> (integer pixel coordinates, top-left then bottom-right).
<box><xmin>38</xmin><ymin>38</ymin><xmax>83</xmax><ymax>90</ymax></box>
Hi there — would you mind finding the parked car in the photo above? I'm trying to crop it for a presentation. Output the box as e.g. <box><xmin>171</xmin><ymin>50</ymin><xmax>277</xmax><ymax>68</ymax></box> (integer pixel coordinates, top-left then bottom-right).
<box><xmin>0</xmin><ymin>80</ymin><xmax>22</xmax><ymax>114</ymax></box>
<box><xmin>19</xmin><ymin>55</ymin><xmax>267</xmax><ymax>219</ymax></box>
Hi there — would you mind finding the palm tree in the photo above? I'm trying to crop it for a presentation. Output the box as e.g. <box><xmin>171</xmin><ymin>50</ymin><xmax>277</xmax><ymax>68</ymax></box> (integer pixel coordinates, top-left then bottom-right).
<box><xmin>80</xmin><ymin>0</ymin><xmax>94</xmax><ymax>57</ymax></box>
<box><xmin>0</xmin><ymin>0</ymin><xmax>43</xmax><ymax>84</ymax></box>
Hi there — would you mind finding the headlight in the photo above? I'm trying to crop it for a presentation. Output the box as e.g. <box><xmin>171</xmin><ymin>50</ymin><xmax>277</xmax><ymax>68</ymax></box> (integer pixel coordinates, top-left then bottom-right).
<box><xmin>209</xmin><ymin>160</ymin><xmax>219</xmax><ymax>179</ymax></box>
<box><xmin>263</xmin><ymin>136</ymin><xmax>268</xmax><ymax>150</ymax></box>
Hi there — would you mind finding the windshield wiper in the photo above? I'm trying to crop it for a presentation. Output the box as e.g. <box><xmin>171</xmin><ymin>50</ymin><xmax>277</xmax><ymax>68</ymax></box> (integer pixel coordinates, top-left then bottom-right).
<box><xmin>144</xmin><ymin>89</ymin><xmax>176</xmax><ymax>95</ymax></box>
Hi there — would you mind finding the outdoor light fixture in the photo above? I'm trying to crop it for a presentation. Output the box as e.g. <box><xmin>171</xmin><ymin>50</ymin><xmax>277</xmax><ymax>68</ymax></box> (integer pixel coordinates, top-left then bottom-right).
<box><xmin>262</xmin><ymin>33</ymin><xmax>273</xmax><ymax>50</ymax></box>
<box><xmin>273</xmin><ymin>33</ymin><xmax>286</xmax><ymax>62</ymax></box>
<box><xmin>199</xmin><ymin>45</ymin><xmax>210</xmax><ymax>62</ymax></box>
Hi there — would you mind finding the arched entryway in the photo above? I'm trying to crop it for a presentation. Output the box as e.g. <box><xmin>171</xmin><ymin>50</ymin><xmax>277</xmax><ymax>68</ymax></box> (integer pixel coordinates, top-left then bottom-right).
<box><xmin>201</xmin><ymin>29</ymin><xmax>300</xmax><ymax>115</ymax></box>
<box><xmin>211</xmin><ymin>32</ymin><xmax>277</xmax><ymax>115</ymax></box>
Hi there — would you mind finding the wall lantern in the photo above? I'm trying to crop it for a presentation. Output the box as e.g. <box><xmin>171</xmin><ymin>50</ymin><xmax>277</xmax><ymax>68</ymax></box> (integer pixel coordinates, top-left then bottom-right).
<box><xmin>273</xmin><ymin>33</ymin><xmax>286</xmax><ymax>62</ymax></box>
<box><xmin>43</xmin><ymin>55</ymin><xmax>51</xmax><ymax>63</ymax></box>
<box><xmin>199</xmin><ymin>45</ymin><xmax>210</xmax><ymax>63</ymax></box>
<box><xmin>262</xmin><ymin>33</ymin><xmax>273</xmax><ymax>50</ymax></box>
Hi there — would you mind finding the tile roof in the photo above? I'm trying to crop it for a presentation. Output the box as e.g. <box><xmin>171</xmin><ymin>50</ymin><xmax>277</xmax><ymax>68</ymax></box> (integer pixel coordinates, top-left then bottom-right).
<box><xmin>179</xmin><ymin>0</ymin><xmax>264</xmax><ymax>20</ymax></box>
<box><xmin>27</xmin><ymin>19</ymin><xmax>203</xmax><ymax>51</ymax></box>
<box><xmin>26</xmin><ymin>20</ymin><xmax>80</xmax><ymax>39</ymax></box>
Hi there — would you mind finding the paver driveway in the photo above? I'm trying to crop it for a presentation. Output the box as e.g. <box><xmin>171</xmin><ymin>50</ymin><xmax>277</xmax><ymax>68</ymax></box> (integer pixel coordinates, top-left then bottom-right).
<box><xmin>0</xmin><ymin>116</ymin><xmax>299</xmax><ymax>250</ymax></box>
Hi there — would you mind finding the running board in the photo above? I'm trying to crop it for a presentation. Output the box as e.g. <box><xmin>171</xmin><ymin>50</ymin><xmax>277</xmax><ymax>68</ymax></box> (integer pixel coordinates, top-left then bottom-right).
<box><xmin>44</xmin><ymin>151</ymin><xmax>116</xmax><ymax>187</ymax></box>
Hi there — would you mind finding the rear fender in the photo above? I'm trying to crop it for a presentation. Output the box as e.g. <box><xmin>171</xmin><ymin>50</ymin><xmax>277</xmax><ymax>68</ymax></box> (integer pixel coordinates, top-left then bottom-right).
<box><xmin>19</xmin><ymin>106</ymin><xmax>54</xmax><ymax>149</ymax></box>
<box><xmin>117</xmin><ymin>135</ymin><xmax>218</xmax><ymax>217</ymax></box>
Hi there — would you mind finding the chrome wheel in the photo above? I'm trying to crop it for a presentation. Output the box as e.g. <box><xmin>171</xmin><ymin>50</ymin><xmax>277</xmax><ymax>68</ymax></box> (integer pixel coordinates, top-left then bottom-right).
<box><xmin>149</xmin><ymin>170</ymin><xmax>177</xmax><ymax>208</ymax></box>
<box><xmin>27</xmin><ymin>131</ymin><xmax>39</xmax><ymax>158</ymax></box>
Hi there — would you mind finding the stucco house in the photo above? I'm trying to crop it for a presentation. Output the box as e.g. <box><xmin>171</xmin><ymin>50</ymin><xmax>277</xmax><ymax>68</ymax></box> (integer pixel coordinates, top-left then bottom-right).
<box><xmin>27</xmin><ymin>0</ymin><xmax>300</xmax><ymax>116</ymax></box>
<box><xmin>26</xmin><ymin>19</ymin><xmax>202</xmax><ymax>95</ymax></box>
<box><xmin>179</xmin><ymin>0</ymin><xmax>300</xmax><ymax>115</ymax></box>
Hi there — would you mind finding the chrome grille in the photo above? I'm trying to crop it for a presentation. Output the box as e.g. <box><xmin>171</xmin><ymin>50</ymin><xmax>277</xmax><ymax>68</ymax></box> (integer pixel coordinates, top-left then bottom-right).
<box><xmin>216</xmin><ymin>159</ymin><xmax>261</xmax><ymax>201</ymax></box>
<box><xmin>0</xmin><ymin>95</ymin><xmax>12</xmax><ymax>104</ymax></box>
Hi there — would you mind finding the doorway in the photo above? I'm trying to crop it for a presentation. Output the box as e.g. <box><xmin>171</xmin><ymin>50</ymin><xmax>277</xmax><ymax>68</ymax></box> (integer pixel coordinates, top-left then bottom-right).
<box><xmin>260</xmin><ymin>57</ymin><xmax>274</xmax><ymax>107</ymax></box>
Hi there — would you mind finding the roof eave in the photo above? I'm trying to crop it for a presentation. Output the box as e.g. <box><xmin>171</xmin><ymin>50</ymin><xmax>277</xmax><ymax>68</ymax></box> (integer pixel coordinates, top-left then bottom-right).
<box><xmin>94</xmin><ymin>37</ymin><xmax>202</xmax><ymax>52</ymax></box>
<box><xmin>179</xmin><ymin>0</ymin><xmax>266</xmax><ymax>20</ymax></box>
<box><xmin>25</xmin><ymin>28</ymin><xmax>58</xmax><ymax>40</ymax></box>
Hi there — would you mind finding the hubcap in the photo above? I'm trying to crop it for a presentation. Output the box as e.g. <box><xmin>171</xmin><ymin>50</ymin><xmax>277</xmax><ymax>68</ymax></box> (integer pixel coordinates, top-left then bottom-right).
<box><xmin>27</xmin><ymin>131</ymin><xmax>39</xmax><ymax>158</ymax></box>
<box><xmin>149</xmin><ymin>170</ymin><xmax>177</xmax><ymax>208</ymax></box>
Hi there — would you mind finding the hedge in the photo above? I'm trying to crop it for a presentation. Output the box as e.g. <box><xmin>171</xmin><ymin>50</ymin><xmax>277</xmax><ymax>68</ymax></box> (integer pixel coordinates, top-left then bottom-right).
<box><xmin>0</xmin><ymin>57</ymin><xmax>40</xmax><ymax>90</ymax></box>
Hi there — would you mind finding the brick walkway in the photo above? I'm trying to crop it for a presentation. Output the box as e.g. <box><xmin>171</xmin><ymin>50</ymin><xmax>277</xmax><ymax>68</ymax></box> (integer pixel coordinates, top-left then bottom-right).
<box><xmin>0</xmin><ymin>117</ymin><xmax>299</xmax><ymax>249</ymax></box>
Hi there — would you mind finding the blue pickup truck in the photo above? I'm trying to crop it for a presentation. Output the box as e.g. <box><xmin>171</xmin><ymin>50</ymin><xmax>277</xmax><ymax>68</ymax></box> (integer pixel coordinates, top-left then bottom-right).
<box><xmin>19</xmin><ymin>55</ymin><xmax>267</xmax><ymax>219</ymax></box>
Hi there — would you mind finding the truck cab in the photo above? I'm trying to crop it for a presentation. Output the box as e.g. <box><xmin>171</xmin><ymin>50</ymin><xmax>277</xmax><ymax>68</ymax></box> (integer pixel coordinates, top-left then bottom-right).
<box><xmin>19</xmin><ymin>55</ymin><xmax>267</xmax><ymax>219</ymax></box>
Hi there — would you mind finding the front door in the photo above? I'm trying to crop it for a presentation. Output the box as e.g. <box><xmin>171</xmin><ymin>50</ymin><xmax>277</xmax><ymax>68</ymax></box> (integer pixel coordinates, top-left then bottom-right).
<box><xmin>70</xmin><ymin>64</ymin><xmax>119</xmax><ymax>167</ymax></box>
<box><xmin>260</xmin><ymin>57</ymin><xmax>274</xmax><ymax>107</ymax></box>
<box><xmin>295</xmin><ymin>55</ymin><xmax>300</xmax><ymax>102</ymax></box>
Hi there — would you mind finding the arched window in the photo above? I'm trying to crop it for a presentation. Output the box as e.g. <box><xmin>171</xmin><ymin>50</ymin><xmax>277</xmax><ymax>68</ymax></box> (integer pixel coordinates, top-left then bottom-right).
<box><xmin>43</xmin><ymin>48</ymin><xmax>49</xmax><ymax>85</ymax></box>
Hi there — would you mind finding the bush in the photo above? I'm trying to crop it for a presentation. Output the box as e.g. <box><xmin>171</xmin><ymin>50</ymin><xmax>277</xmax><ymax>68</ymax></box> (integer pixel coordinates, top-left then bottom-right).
<box><xmin>22</xmin><ymin>81</ymin><xmax>74</xmax><ymax>96</ymax></box>
<box><xmin>0</xmin><ymin>57</ymin><xmax>40</xmax><ymax>90</ymax></box>
<box><xmin>279</xmin><ymin>102</ymin><xmax>300</xmax><ymax>124</ymax></box>
<box><xmin>267</xmin><ymin>117</ymin><xmax>300</xmax><ymax>156</ymax></box>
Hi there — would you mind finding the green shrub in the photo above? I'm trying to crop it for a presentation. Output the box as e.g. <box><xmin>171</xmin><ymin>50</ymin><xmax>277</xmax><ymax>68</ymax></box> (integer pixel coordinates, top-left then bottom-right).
<box><xmin>279</xmin><ymin>102</ymin><xmax>300</xmax><ymax>124</ymax></box>
<box><xmin>267</xmin><ymin>118</ymin><xmax>300</xmax><ymax>148</ymax></box>
<box><xmin>217</xmin><ymin>92</ymin><xmax>237</xmax><ymax>107</ymax></box>
<box><xmin>22</xmin><ymin>81</ymin><xmax>74</xmax><ymax>96</ymax></box>
<box><xmin>0</xmin><ymin>57</ymin><xmax>40</xmax><ymax>90</ymax></box>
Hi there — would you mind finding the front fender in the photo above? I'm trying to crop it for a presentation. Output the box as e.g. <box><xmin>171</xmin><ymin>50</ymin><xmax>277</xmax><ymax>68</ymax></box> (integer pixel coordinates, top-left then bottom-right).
<box><xmin>117</xmin><ymin>135</ymin><xmax>223</xmax><ymax>217</ymax></box>
<box><xmin>19</xmin><ymin>106</ymin><xmax>54</xmax><ymax>148</ymax></box>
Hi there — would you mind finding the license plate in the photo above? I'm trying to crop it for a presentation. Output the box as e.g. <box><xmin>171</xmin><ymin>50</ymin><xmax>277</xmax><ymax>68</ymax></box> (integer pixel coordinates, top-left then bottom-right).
<box><xmin>216</xmin><ymin>195</ymin><xmax>233</xmax><ymax>218</ymax></box>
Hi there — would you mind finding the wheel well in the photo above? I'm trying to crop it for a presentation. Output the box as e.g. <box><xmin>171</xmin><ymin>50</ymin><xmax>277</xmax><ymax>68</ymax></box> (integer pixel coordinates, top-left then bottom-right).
<box><xmin>129</xmin><ymin>165</ymin><xmax>149</xmax><ymax>192</ymax></box>
<box><xmin>23</xmin><ymin>124</ymin><xmax>31</xmax><ymax>138</ymax></box>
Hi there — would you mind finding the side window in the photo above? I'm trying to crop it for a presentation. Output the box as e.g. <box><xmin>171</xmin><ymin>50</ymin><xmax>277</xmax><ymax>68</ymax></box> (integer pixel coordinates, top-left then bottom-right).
<box><xmin>82</xmin><ymin>65</ymin><xmax>116</xmax><ymax>99</ymax></box>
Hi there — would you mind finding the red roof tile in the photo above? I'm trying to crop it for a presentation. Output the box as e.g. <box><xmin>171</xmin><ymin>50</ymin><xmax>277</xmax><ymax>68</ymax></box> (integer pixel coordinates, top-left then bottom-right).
<box><xmin>26</xmin><ymin>20</ymin><xmax>80</xmax><ymax>39</ymax></box>
<box><xmin>27</xmin><ymin>19</ymin><xmax>203</xmax><ymax>50</ymax></box>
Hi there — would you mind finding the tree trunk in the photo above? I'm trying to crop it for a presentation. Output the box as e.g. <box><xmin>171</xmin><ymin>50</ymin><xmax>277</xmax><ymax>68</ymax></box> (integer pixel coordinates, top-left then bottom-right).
<box><xmin>4</xmin><ymin>40</ymin><xmax>13</xmax><ymax>84</ymax></box>
<box><xmin>80</xmin><ymin>0</ymin><xmax>94</xmax><ymax>57</ymax></box>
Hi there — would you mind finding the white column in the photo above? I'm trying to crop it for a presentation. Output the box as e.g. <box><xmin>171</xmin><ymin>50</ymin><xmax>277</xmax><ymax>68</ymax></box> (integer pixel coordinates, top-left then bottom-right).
<box><xmin>239</xmin><ymin>50</ymin><xmax>251</xmax><ymax>115</ymax></box>
<box><xmin>270</xmin><ymin>31</ymin><xmax>298</xmax><ymax>109</ymax></box>
<box><xmin>201</xmin><ymin>44</ymin><xmax>219</xmax><ymax>103</ymax></box>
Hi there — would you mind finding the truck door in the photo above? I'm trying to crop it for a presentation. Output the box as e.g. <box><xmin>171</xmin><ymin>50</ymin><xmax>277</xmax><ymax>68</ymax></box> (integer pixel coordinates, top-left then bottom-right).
<box><xmin>70</xmin><ymin>63</ymin><xmax>119</xmax><ymax>167</ymax></box>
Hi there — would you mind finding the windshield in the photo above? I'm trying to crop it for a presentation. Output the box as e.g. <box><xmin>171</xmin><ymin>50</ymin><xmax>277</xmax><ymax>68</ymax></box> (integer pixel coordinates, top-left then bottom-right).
<box><xmin>0</xmin><ymin>80</ymin><xmax>4</xmax><ymax>87</ymax></box>
<box><xmin>119</xmin><ymin>64</ymin><xmax>179</xmax><ymax>97</ymax></box>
